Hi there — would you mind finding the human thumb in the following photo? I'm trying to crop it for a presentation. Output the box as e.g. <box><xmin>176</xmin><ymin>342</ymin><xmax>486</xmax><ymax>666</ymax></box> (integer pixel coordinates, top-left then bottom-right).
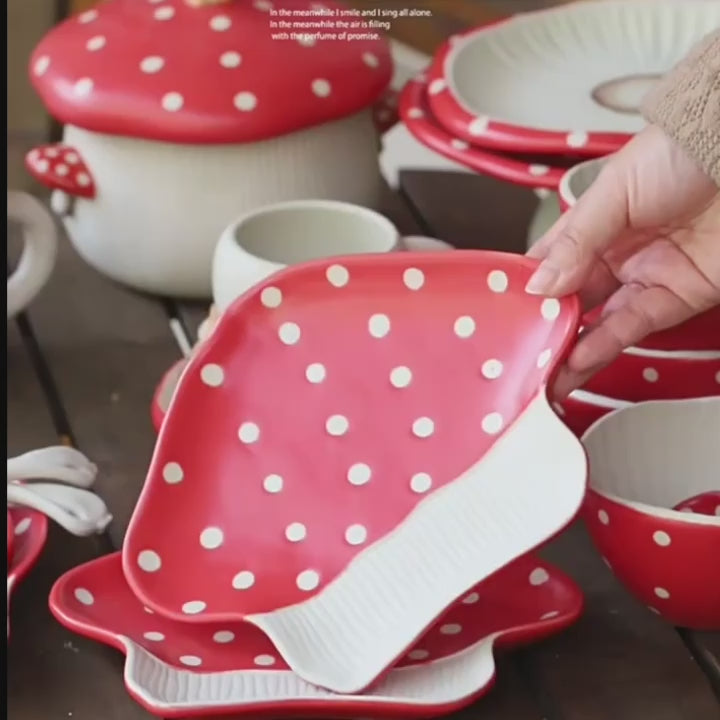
<box><xmin>525</xmin><ymin>162</ymin><xmax>629</xmax><ymax>297</ymax></box>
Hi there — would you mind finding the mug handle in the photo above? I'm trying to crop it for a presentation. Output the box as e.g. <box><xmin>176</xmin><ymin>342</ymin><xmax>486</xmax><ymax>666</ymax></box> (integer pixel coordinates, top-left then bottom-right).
<box><xmin>7</xmin><ymin>191</ymin><xmax>58</xmax><ymax>319</ymax></box>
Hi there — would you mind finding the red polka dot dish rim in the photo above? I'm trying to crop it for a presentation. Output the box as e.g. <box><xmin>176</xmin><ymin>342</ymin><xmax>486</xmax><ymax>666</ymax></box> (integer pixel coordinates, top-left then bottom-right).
<box><xmin>29</xmin><ymin>0</ymin><xmax>392</xmax><ymax>145</ymax></box>
<box><xmin>424</xmin><ymin>1</ymin><xmax>720</xmax><ymax>157</ymax></box>
<box><xmin>50</xmin><ymin>551</ymin><xmax>582</xmax><ymax>718</ymax></box>
<box><xmin>7</xmin><ymin>508</ymin><xmax>48</xmax><ymax>638</ymax></box>
<box><xmin>123</xmin><ymin>249</ymin><xmax>587</xmax><ymax>694</ymax></box>
<box><xmin>399</xmin><ymin>76</ymin><xmax>568</xmax><ymax>191</ymax></box>
<box><xmin>581</xmin><ymin>397</ymin><xmax>720</xmax><ymax>630</ymax></box>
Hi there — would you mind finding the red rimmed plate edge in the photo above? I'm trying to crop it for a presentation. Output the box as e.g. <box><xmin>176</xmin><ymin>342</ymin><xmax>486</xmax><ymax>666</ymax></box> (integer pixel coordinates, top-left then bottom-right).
<box><xmin>125</xmin><ymin>249</ymin><xmax>587</xmax><ymax>694</ymax></box>
<box><xmin>400</xmin><ymin>74</ymin><xmax>566</xmax><ymax>190</ymax></box>
<box><xmin>425</xmin><ymin>18</ymin><xmax>631</xmax><ymax>157</ymax></box>
<box><xmin>49</xmin><ymin>552</ymin><xmax>583</xmax><ymax>719</ymax></box>
<box><xmin>7</xmin><ymin>508</ymin><xmax>49</xmax><ymax>636</ymax></box>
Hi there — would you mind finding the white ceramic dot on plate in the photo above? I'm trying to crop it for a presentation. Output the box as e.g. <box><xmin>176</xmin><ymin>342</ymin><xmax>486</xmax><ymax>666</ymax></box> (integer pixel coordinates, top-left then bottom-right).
<box><xmin>440</xmin><ymin>623</ymin><xmax>462</xmax><ymax>635</ymax></box>
<box><xmin>541</xmin><ymin>298</ymin><xmax>561</xmax><ymax>320</ymax></box>
<box><xmin>537</xmin><ymin>349</ymin><xmax>552</xmax><ymax>369</ymax></box>
<box><xmin>74</xmin><ymin>78</ymin><xmax>94</xmax><ymax>97</ymax></box>
<box><xmin>55</xmin><ymin>163</ymin><xmax>69</xmax><ymax>176</ymax></box>
<box><xmin>598</xmin><ymin>509</ymin><xmax>610</xmax><ymax>525</ymax></box>
<box><xmin>451</xmin><ymin>138</ymin><xmax>469</xmax><ymax>151</ymax></box>
<box><xmin>345</xmin><ymin>524</ymin><xmax>368</xmax><ymax>546</ymax></box>
<box><xmin>220</xmin><ymin>51</ymin><xmax>242</xmax><ymax>68</ymax></box>
<box><xmin>180</xmin><ymin>655</ymin><xmax>202</xmax><ymax>667</ymax></box>
<box><xmin>454</xmin><ymin>316</ymin><xmax>476</xmax><ymax>338</ymax></box>
<box><xmin>312</xmin><ymin>78</ymin><xmax>332</xmax><ymax>97</ymax></box>
<box><xmin>209</xmin><ymin>14</ymin><xmax>231</xmax><ymax>31</ymax></box>
<box><xmin>162</xmin><ymin>462</ymin><xmax>184</xmax><ymax>484</ymax></box>
<box><xmin>462</xmin><ymin>592</ymin><xmax>480</xmax><ymax>604</ymax></box>
<box><xmin>34</xmin><ymin>56</ymin><xmax>50</xmax><ymax>76</ymax></box>
<box><xmin>481</xmin><ymin>412</ymin><xmax>503</xmax><ymax>435</ymax></box>
<box><xmin>181</xmin><ymin>600</ymin><xmax>207</xmax><ymax>615</ymax></box>
<box><xmin>654</xmin><ymin>587</ymin><xmax>670</xmax><ymax>600</ymax></box>
<box><xmin>403</xmin><ymin>268</ymin><xmax>425</xmax><ymax>290</ymax></box>
<box><xmin>362</xmin><ymin>52</ymin><xmax>379</xmax><ymax>68</ymax></box>
<box><xmin>642</xmin><ymin>367</ymin><xmax>659</xmax><ymax>383</ymax></box>
<box><xmin>305</xmin><ymin>363</ymin><xmax>326</xmax><ymax>384</ymax></box>
<box><xmin>154</xmin><ymin>6</ymin><xmax>175</xmax><ymax>20</ymax></box>
<box><xmin>161</xmin><ymin>92</ymin><xmax>184</xmax><ymax>112</ymax></box>
<box><xmin>326</xmin><ymin>264</ymin><xmax>349</xmax><ymax>287</ymax></box>
<box><xmin>368</xmin><ymin>313</ymin><xmax>391</xmax><ymax>338</ymax></box>
<box><xmin>412</xmin><ymin>417</ymin><xmax>434</xmax><ymax>438</ymax></box>
<box><xmin>232</xmin><ymin>571</ymin><xmax>255</xmax><ymax>590</ymax></box>
<box><xmin>74</xmin><ymin>588</ymin><xmax>94</xmax><ymax>605</ymax></box>
<box><xmin>213</xmin><ymin>630</ymin><xmax>235</xmax><ymax>643</ymax></box>
<box><xmin>238</xmin><ymin>422</ymin><xmax>260</xmax><ymax>444</ymax></box>
<box><xmin>428</xmin><ymin>78</ymin><xmax>446</xmax><ymax>95</ymax></box>
<box><xmin>410</xmin><ymin>473</ymin><xmax>432</xmax><ymax>494</ymax></box>
<box><xmin>468</xmin><ymin>116</ymin><xmax>490</xmax><ymax>135</ymax></box>
<box><xmin>529</xmin><ymin>567</ymin><xmax>550</xmax><ymax>586</ymax></box>
<box><xmin>296</xmin><ymin>570</ymin><xmax>320</xmax><ymax>591</ymax></box>
<box><xmin>65</xmin><ymin>152</ymin><xmax>79</xmax><ymax>164</ymax></box>
<box><xmin>254</xmin><ymin>654</ymin><xmax>276</xmax><ymax>666</ymax></box>
<box><xmin>407</xmin><ymin>649</ymin><xmax>429</xmax><ymax>660</ymax></box>
<box><xmin>253</xmin><ymin>0</ymin><xmax>274</xmax><ymax>10</ymax></box>
<box><xmin>487</xmin><ymin>270</ymin><xmax>508</xmax><ymax>293</ymax></box>
<box><xmin>567</xmin><ymin>131</ymin><xmax>589</xmax><ymax>148</ymax></box>
<box><xmin>326</xmin><ymin>415</ymin><xmax>349</xmax><ymax>436</ymax></box>
<box><xmin>529</xmin><ymin>164</ymin><xmax>550</xmax><ymax>177</ymax></box>
<box><xmin>347</xmin><ymin>463</ymin><xmax>371</xmax><ymax>486</ymax></box>
<box><xmin>653</xmin><ymin>531</ymin><xmax>671</xmax><ymax>547</ymax></box>
<box><xmin>86</xmin><ymin>35</ymin><xmax>106</xmax><ymax>51</ymax></box>
<box><xmin>35</xmin><ymin>159</ymin><xmax>50</xmax><ymax>173</ymax></box>
<box><xmin>14</xmin><ymin>517</ymin><xmax>31</xmax><ymax>535</ymax></box>
<box><xmin>407</xmin><ymin>107</ymin><xmax>423</xmax><ymax>119</ymax></box>
<box><xmin>260</xmin><ymin>286</ymin><xmax>282</xmax><ymax>308</ymax></box>
<box><xmin>78</xmin><ymin>9</ymin><xmax>98</xmax><ymax>22</ymax></box>
<box><xmin>234</xmin><ymin>92</ymin><xmax>257</xmax><ymax>112</ymax></box>
<box><xmin>285</xmin><ymin>522</ymin><xmax>307</xmax><ymax>542</ymax></box>
<box><xmin>481</xmin><ymin>359</ymin><xmax>503</xmax><ymax>380</ymax></box>
<box><xmin>200</xmin><ymin>363</ymin><xmax>224</xmax><ymax>387</ymax></box>
<box><xmin>137</xmin><ymin>550</ymin><xmax>162</xmax><ymax>573</ymax></box>
<box><xmin>263</xmin><ymin>474</ymin><xmax>283</xmax><ymax>493</ymax></box>
<box><xmin>278</xmin><ymin>322</ymin><xmax>301</xmax><ymax>345</ymax></box>
<box><xmin>200</xmin><ymin>527</ymin><xmax>224</xmax><ymax>550</ymax></box>
<box><xmin>143</xmin><ymin>631</ymin><xmax>165</xmax><ymax>641</ymax></box>
<box><xmin>76</xmin><ymin>172</ymin><xmax>91</xmax><ymax>187</ymax></box>
<box><xmin>390</xmin><ymin>366</ymin><xmax>412</xmax><ymax>388</ymax></box>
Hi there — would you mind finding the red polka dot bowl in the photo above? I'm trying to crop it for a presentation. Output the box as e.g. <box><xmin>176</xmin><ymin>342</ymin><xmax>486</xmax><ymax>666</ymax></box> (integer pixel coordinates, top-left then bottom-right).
<box><xmin>558</xmin><ymin>389</ymin><xmax>631</xmax><ymax>438</ymax></box>
<box><xmin>582</xmin><ymin>396</ymin><xmax>720</xmax><ymax>630</ymax></box>
<box><xmin>579</xmin><ymin>346</ymin><xmax>720</xmax><ymax>403</ymax></box>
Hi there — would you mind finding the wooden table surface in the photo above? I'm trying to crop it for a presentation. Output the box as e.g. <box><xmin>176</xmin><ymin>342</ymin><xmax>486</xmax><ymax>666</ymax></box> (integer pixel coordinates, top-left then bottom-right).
<box><xmin>7</xmin><ymin>2</ymin><xmax>720</xmax><ymax>720</ymax></box>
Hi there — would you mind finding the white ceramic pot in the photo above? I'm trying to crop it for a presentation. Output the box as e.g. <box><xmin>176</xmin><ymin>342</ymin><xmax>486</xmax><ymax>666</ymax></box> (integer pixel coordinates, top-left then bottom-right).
<box><xmin>212</xmin><ymin>199</ymin><xmax>450</xmax><ymax>312</ymax></box>
<box><xmin>25</xmin><ymin>0</ymin><xmax>394</xmax><ymax>299</ymax></box>
<box><xmin>7</xmin><ymin>191</ymin><xmax>58</xmax><ymax>319</ymax></box>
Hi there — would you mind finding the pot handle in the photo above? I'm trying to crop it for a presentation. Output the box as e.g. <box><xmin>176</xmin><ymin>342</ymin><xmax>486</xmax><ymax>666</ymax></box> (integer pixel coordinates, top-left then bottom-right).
<box><xmin>7</xmin><ymin>191</ymin><xmax>58</xmax><ymax>319</ymax></box>
<box><xmin>24</xmin><ymin>144</ymin><xmax>96</xmax><ymax>199</ymax></box>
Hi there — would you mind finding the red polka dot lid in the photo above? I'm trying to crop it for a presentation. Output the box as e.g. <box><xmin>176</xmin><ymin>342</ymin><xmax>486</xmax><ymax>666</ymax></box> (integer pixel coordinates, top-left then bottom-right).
<box><xmin>29</xmin><ymin>0</ymin><xmax>392</xmax><ymax>144</ymax></box>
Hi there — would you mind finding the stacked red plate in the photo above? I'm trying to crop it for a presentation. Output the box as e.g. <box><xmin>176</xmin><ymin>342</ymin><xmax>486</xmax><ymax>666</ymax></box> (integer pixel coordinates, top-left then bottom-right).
<box><xmin>52</xmin><ymin>250</ymin><xmax>589</xmax><ymax>716</ymax></box>
<box><xmin>403</xmin><ymin>0</ymin><xmax>719</xmax><ymax>189</ymax></box>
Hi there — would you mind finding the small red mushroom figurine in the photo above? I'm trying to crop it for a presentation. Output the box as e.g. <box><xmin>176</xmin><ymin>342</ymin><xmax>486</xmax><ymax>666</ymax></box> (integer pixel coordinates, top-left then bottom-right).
<box><xmin>26</xmin><ymin>0</ymin><xmax>393</xmax><ymax>298</ymax></box>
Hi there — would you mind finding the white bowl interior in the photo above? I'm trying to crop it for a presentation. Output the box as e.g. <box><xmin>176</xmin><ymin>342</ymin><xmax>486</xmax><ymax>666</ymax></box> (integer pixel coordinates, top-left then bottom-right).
<box><xmin>562</xmin><ymin>159</ymin><xmax>604</xmax><ymax>205</ymax></box>
<box><xmin>583</xmin><ymin>398</ymin><xmax>720</xmax><ymax>511</ymax></box>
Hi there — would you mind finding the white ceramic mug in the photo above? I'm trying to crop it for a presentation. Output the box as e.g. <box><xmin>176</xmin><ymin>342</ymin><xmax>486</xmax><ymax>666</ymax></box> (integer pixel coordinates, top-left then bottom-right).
<box><xmin>212</xmin><ymin>199</ymin><xmax>451</xmax><ymax>312</ymax></box>
<box><xmin>7</xmin><ymin>191</ymin><xmax>58</xmax><ymax>319</ymax></box>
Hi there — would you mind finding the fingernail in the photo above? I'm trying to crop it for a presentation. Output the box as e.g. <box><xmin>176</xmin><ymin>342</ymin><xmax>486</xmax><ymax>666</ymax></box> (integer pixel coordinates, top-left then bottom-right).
<box><xmin>525</xmin><ymin>265</ymin><xmax>558</xmax><ymax>295</ymax></box>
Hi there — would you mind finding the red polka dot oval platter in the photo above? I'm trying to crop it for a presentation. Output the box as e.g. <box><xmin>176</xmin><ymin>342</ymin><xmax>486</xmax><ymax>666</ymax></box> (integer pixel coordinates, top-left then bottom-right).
<box><xmin>7</xmin><ymin>508</ymin><xmax>48</xmax><ymax>638</ymax></box>
<box><xmin>424</xmin><ymin>1</ymin><xmax>720</xmax><ymax>156</ymax></box>
<box><xmin>123</xmin><ymin>250</ymin><xmax>587</xmax><ymax>694</ymax></box>
<box><xmin>51</xmin><ymin>551</ymin><xmax>582</xmax><ymax>718</ymax></box>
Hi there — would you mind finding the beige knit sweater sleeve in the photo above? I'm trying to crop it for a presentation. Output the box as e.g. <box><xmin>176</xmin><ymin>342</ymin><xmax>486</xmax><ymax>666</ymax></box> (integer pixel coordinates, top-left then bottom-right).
<box><xmin>642</xmin><ymin>29</ymin><xmax>720</xmax><ymax>186</ymax></box>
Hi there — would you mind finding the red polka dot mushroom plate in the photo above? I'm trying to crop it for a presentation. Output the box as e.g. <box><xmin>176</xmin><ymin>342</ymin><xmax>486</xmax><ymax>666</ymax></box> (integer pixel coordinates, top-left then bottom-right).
<box><xmin>425</xmin><ymin>1</ymin><xmax>720</xmax><ymax>157</ymax></box>
<box><xmin>7</xmin><ymin>508</ymin><xmax>48</xmax><ymax>638</ymax></box>
<box><xmin>400</xmin><ymin>75</ymin><xmax>568</xmax><ymax>190</ymax></box>
<box><xmin>123</xmin><ymin>249</ymin><xmax>586</xmax><ymax>693</ymax></box>
<box><xmin>50</xmin><ymin>552</ymin><xmax>582</xmax><ymax>718</ymax></box>
<box><xmin>582</xmin><ymin>397</ymin><xmax>720</xmax><ymax>630</ymax></box>
<box><xmin>25</xmin><ymin>0</ymin><xmax>392</xmax><ymax>298</ymax></box>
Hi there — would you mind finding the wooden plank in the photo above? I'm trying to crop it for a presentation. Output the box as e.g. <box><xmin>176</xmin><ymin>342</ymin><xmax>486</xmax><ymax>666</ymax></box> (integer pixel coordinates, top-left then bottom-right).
<box><xmin>400</xmin><ymin>170</ymin><xmax>720</xmax><ymax>719</ymax></box>
<box><xmin>8</xmin><ymin>319</ymin><xmax>152</xmax><ymax>720</ymax></box>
